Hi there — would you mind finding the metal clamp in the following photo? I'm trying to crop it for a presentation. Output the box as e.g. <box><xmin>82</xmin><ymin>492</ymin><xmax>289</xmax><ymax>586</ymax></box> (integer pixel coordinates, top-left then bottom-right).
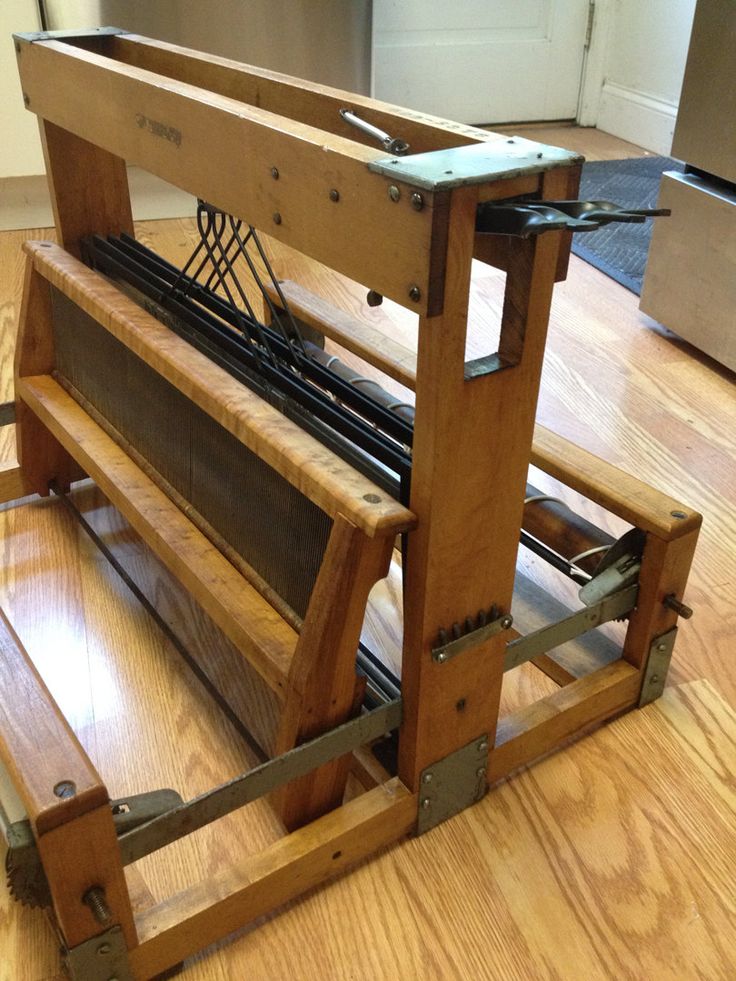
<box><xmin>432</xmin><ymin>609</ymin><xmax>513</xmax><ymax>664</ymax></box>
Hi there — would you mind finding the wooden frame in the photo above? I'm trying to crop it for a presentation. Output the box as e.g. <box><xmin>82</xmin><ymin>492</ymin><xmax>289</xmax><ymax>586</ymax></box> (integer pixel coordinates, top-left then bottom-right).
<box><xmin>1</xmin><ymin>30</ymin><xmax>701</xmax><ymax>978</ymax></box>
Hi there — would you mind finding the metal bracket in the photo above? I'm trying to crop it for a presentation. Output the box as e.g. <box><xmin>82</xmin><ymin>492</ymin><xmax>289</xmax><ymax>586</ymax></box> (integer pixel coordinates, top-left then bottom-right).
<box><xmin>432</xmin><ymin>610</ymin><xmax>513</xmax><ymax>664</ymax></box>
<box><xmin>639</xmin><ymin>627</ymin><xmax>678</xmax><ymax>707</ymax></box>
<box><xmin>417</xmin><ymin>737</ymin><xmax>489</xmax><ymax>835</ymax></box>
<box><xmin>63</xmin><ymin>925</ymin><xmax>133</xmax><ymax>981</ymax></box>
<box><xmin>14</xmin><ymin>27</ymin><xmax>129</xmax><ymax>45</ymax></box>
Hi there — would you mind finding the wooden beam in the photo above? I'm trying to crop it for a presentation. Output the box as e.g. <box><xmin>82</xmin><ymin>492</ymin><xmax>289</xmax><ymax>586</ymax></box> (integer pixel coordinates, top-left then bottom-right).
<box><xmin>25</xmin><ymin>242</ymin><xmax>416</xmax><ymax>540</ymax></box>
<box><xmin>531</xmin><ymin>424</ymin><xmax>702</xmax><ymax>539</ymax></box>
<box><xmin>16</xmin><ymin>38</ymin><xmax>444</xmax><ymax>315</ymax></box>
<box><xmin>489</xmin><ymin>660</ymin><xmax>641</xmax><ymax>782</ymax></box>
<box><xmin>130</xmin><ymin>779</ymin><xmax>416</xmax><ymax>979</ymax></box>
<box><xmin>0</xmin><ymin>608</ymin><xmax>106</xmax><ymax>835</ymax></box>
<box><xmin>274</xmin><ymin>517</ymin><xmax>395</xmax><ymax>829</ymax></box>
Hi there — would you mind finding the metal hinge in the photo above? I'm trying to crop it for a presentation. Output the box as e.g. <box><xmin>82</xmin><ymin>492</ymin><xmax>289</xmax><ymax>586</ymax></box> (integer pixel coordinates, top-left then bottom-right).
<box><xmin>585</xmin><ymin>1</ymin><xmax>596</xmax><ymax>48</ymax></box>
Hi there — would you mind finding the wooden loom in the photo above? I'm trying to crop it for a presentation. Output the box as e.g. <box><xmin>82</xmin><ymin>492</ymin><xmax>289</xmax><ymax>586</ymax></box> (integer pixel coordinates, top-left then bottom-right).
<box><xmin>1</xmin><ymin>29</ymin><xmax>701</xmax><ymax>980</ymax></box>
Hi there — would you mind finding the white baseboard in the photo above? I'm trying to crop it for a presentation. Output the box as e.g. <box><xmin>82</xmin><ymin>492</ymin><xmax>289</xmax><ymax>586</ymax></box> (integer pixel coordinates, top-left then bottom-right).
<box><xmin>0</xmin><ymin>167</ymin><xmax>195</xmax><ymax>233</ymax></box>
<box><xmin>596</xmin><ymin>81</ymin><xmax>678</xmax><ymax>156</ymax></box>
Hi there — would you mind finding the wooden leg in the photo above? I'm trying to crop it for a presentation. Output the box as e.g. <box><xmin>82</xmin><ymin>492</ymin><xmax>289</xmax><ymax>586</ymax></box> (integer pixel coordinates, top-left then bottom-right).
<box><xmin>623</xmin><ymin>527</ymin><xmax>700</xmax><ymax>669</ymax></box>
<box><xmin>274</xmin><ymin>515</ymin><xmax>394</xmax><ymax>830</ymax></box>
<box><xmin>39</xmin><ymin>119</ymin><xmax>133</xmax><ymax>259</ymax></box>
<box><xmin>14</xmin><ymin>256</ymin><xmax>81</xmax><ymax>496</ymax></box>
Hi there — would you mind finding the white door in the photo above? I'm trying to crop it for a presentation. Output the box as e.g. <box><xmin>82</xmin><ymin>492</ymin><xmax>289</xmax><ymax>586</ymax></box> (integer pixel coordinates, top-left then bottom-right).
<box><xmin>372</xmin><ymin>0</ymin><xmax>591</xmax><ymax>124</ymax></box>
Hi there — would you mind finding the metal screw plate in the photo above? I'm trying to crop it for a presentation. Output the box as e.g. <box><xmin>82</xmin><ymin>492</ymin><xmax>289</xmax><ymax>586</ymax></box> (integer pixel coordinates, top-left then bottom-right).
<box><xmin>416</xmin><ymin>735</ymin><xmax>489</xmax><ymax>835</ymax></box>
<box><xmin>639</xmin><ymin>627</ymin><xmax>677</xmax><ymax>707</ymax></box>
<box><xmin>63</xmin><ymin>926</ymin><xmax>133</xmax><ymax>981</ymax></box>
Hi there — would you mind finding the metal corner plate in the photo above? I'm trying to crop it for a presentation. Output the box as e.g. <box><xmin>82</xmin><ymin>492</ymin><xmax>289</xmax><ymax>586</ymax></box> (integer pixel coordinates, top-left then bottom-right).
<box><xmin>416</xmin><ymin>735</ymin><xmax>489</xmax><ymax>835</ymax></box>
<box><xmin>639</xmin><ymin>626</ymin><xmax>678</xmax><ymax>707</ymax></box>
<box><xmin>63</xmin><ymin>925</ymin><xmax>133</xmax><ymax>981</ymax></box>
<box><xmin>368</xmin><ymin>138</ymin><xmax>583</xmax><ymax>192</ymax></box>
<box><xmin>14</xmin><ymin>27</ymin><xmax>129</xmax><ymax>44</ymax></box>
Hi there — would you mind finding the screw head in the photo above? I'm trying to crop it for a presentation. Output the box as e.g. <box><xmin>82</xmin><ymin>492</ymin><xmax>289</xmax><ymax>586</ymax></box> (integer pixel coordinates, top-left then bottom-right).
<box><xmin>271</xmin><ymin>167</ymin><xmax>279</xmax><ymax>179</ymax></box>
<box><xmin>422</xmin><ymin>772</ymin><xmax>433</xmax><ymax>784</ymax></box>
<box><xmin>411</xmin><ymin>192</ymin><xmax>424</xmax><ymax>211</ymax></box>
<box><xmin>363</xmin><ymin>492</ymin><xmax>381</xmax><ymax>504</ymax></box>
<box><xmin>436</xmin><ymin>651</ymin><xmax>447</xmax><ymax>663</ymax></box>
<box><xmin>476</xmin><ymin>767</ymin><xmax>486</xmax><ymax>778</ymax></box>
<box><xmin>650</xmin><ymin>674</ymin><xmax>660</xmax><ymax>684</ymax></box>
<box><xmin>53</xmin><ymin>780</ymin><xmax>76</xmax><ymax>799</ymax></box>
<box><xmin>408</xmin><ymin>285</ymin><xmax>421</xmax><ymax>302</ymax></box>
<box><xmin>657</xmin><ymin>642</ymin><xmax>667</xmax><ymax>653</ymax></box>
<box><xmin>366</xmin><ymin>290</ymin><xmax>383</xmax><ymax>307</ymax></box>
<box><xmin>501</xmin><ymin>614</ymin><xmax>513</xmax><ymax>630</ymax></box>
<box><xmin>477</xmin><ymin>740</ymin><xmax>488</xmax><ymax>753</ymax></box>
<box><xmin>421</xmin><ymin>797</ymin><xmax>431</xmax><ymax>809</ymax></box>
<box><xmin>670</xmin><ymin>510</ymin><xmax>687</xmax><ymax>520</ymax></box>
<box><xmin>272</xmin><ymin>212</ymin><xmax>282</xmax><ymax>225</ymax></box>
<box><xmin>388</xmin><ymin>185</ymin><xmax>401</xmax><ymax>202</ymax></box>
<box><xmin>329</xmin><ymin>188</ymin><xmax>340</xmax><ymax>202</ymax></box>
<box><xmin>97</xmin><ymin>944</ymin><xmax>111</xmax><ymax>957</ymax></box>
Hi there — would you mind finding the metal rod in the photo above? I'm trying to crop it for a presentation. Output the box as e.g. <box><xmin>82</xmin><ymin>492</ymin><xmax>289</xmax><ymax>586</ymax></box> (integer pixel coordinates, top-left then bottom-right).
<box><xmin>118</xmin><ymin>698</ymin><xmax>402</xmax><ymax>864</ymax></box>
<box><xmin>504</xmin><ymin>584</ymin><xmax>638</xmax><ymax>672</ymax></box>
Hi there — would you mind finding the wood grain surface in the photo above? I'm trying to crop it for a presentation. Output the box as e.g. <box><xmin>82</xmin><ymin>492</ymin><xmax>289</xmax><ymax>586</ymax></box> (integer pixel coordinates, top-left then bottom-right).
<box><xmin>1</xmin><ymin>125</ymin><xmax>734</xmax><ymax>978</ymax></box>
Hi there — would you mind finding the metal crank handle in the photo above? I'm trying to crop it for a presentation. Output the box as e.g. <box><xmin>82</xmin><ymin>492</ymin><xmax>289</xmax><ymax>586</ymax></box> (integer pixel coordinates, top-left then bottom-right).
<box><xmin>340</xmin><ymin>109</ymin><xmax>410</xmax><ymax>155</ymax></box>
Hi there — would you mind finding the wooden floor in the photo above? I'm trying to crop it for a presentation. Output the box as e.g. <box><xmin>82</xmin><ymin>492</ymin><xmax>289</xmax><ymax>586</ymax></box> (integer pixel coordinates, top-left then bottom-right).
<box><xmin>1</xmin><ymin>125</ymin><xmax>735</xmax><ymax>980</ymax></box>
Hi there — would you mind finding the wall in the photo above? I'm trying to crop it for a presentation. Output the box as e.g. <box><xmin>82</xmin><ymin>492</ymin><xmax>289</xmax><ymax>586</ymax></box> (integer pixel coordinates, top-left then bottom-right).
<box><xmin>594</xmin><ymin>0</ymin><xmax>696</xmax><ymax>154</ymax></box>
<box><xmin>0</xmin><ymin>0</ymin><xmax>44</xmax><ymax>177</ymax></box>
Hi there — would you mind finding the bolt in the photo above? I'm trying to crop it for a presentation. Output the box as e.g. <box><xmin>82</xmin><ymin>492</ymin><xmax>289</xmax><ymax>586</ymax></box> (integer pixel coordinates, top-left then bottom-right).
<box><xmin>421</xmin><ymin>797</ymin><xmax>431</xmax><ymax>809</ymax></box>
<box><xmin>411</xmin><ymin>192</ymin><xmax>424</xmax><ymax>211</ymax></box>
<box><xmin>663</xmin><ymin>594</ymin><xmax>693</xmax><ymax>619</ymax></box>
<box><xmin>422</xmin><ymin>772</ymin><xmax>433</xmax><ymax>785</ymax></box>
<box><xmin>329</xmin><ymin>188</ymin><xmax>340</xmax><ymax>202</ymax></box>
<box><xmin>53</xmin><ymin>780</ymin><xmax>76</xmax><ymax>799</ymax></box>
<box><xmin>408</xmin><ymin>285</ymin><xmax>421</xmax><ymax>302</ymax></box>
<box><xmin>83</xmin><ymin>886</ymin><xmax>111</xmax><ymax>925</ymax></box>
<box><xmin>477</xmin><ymin>739</ymin><xmax>488</xmax><ymax>753</ymax></box>
<box><xmin>388</xmin><ymin>185</ymin><xmax>401</xmax><ymax>202</ymax></box>
<box><xmin>272</xmin><ymin>212</ymin><xmax>282</xmax><ymax>225</ymax></box>
<box><xmin>271</xmin><ymin>167</ymin><xmax>279</xmax><ymax>179</ymax></box>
